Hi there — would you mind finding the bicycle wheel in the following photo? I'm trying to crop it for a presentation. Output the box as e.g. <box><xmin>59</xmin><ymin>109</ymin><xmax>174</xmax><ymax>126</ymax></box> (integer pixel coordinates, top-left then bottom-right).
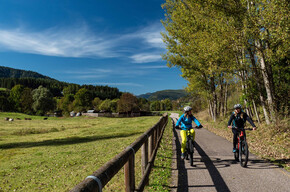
<box><xmin>189</xmin><ymin>139</ymin><xmax>194</xmax><ymax>166</ymax></box>
<box><xmin>239</xmin><ymin>140</ymin><xmax>249</xmax><ymax>167</ymax></box>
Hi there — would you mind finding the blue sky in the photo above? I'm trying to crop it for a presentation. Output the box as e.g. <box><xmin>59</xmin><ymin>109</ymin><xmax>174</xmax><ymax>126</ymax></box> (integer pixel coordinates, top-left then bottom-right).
<box><xmin>0</xmin><ymin>0</ymin><xmax>187</xmax><ymax>95</ymax></box>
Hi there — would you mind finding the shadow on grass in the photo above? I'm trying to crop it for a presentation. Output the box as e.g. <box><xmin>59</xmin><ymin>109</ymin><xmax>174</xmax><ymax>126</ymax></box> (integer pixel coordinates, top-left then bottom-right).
<box><xmin>0</xmin><ymin>132</ymin><xmax>143</xmax><ymax>149</ymax></box>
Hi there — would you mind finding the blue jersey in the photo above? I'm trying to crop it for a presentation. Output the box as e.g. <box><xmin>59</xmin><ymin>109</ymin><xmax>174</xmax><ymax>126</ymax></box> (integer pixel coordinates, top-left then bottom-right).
<box><xmin>176</xmin><ymin>114</ymin><xmax>201</xmax><ymax>130</ymax></box>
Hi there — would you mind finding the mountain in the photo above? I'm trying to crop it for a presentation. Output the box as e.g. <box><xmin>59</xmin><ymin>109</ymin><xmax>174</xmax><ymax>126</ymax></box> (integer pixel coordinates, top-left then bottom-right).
<box><xmin>138</xmin><ymin>89</ymin><xmax>188</xmax><ymax>100</ymax></box>
<box><xmin>0</xmin><ymin>66</ymin><xmax>55</xmax><ymax>80</ymax></box>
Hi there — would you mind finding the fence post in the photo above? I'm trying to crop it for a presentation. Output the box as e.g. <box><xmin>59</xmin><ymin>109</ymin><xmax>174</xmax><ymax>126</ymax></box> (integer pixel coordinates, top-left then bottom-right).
<box><xmin>141</xmin><ymin>140</ymin><xmax>148</xmax><ymax>175</ymax></box>
<box><xmin>149</xmin><ymin>133</ymin><xmax>153</xmax><ymax>158</ymax></box>
<box><xmin>141</xmin><ymin>139</ymin><xmax>148</xmax><ymax>186</ymax></box>
<box><xmin>125</xmin><ymin>155</ymin><xmax>135</xmax><ymax>192</ymax></box>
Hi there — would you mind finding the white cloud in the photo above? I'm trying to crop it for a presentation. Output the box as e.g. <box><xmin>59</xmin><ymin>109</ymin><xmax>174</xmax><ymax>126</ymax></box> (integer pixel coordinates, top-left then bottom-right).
<box><xmin>130</xmin><ymin>53</ymin><xmax>162</xmax><ymax>63</ymax></box>
<box><xmin>0</xmin><ymin>25</ymin><xmax>121</xmax><ymax>58</ymax></box>
<box><xmin>139</xmin><ymin>65</ymin><xmax>167</xmax><ymax>69</ymax></box>
<box><xmin>64</xmin><ymin>69</ymin><xmax>113</xmax><ymax>74</ymax></box>
<box><xmin>90</xmin><ymin>82</ymin><xmax>143</xmax><ymax>87</ymax></box>
<box><xmin>0</xmin><ymin>22</ymin><xmax>166</xmax><ymax>62</ymax></box>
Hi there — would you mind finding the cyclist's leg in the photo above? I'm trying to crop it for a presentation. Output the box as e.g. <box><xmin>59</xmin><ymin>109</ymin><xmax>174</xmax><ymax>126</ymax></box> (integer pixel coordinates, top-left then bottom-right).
<box><xmin>180</xmin><ymin>130</ymin><xmax>187</xmax><ymax>154</ymax></box>
<box><xmin>232</xmin><ymin>128</ymin><xmax>238</xmax><ymax>152</ymax></box>
<box><xmin>190</xmin><ymin>128</ymin><xmax>195</xmax><ymax>141</ymax></box>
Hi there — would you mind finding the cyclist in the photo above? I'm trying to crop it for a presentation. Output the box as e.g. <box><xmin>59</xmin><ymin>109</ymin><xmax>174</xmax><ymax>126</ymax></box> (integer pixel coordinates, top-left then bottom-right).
<box><xmin>175</xmin><ymin>106</ymin><xmax>203</xmax><ymax>160</ymax></box>
<box><xmin>227</xmin><ymin>104</ymin><xmax>257</xmax><ymax>153</ymax></box>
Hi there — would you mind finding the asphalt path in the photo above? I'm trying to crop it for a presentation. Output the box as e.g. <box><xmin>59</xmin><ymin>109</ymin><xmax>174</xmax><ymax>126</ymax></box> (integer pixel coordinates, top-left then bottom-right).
<box><xmin>170</xmin><ymin>113</ymin><xmax>290</xmax><ymax>192</ymax></box>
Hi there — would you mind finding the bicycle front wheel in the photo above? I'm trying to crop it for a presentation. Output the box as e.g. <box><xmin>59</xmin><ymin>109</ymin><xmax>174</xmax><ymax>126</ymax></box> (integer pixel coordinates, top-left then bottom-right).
<box><xmin>239</xmin><ymin>140</ymin><xmax>249</xmax><ymax>167</ymax></box>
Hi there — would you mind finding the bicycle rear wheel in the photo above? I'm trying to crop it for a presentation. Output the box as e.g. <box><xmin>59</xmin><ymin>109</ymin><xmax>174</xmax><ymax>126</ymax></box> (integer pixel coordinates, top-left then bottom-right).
<box><xmin>239</xmin><ymin>140</ymin><xmax>249</xmax><ymax>167</ymax></box>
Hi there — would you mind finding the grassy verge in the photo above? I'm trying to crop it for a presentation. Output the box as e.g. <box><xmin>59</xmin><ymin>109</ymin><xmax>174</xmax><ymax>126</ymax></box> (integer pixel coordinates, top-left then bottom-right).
<box><xmin>196</xmin><ymin>110</ymin><xmax>289</xmax><ymax>171</ymax></box>
<box><xmin>145</xmin><ymin>116</ymin><xmax>173</xmax><ymax>192</ymax></box>
<box><xmin>0</xmin><ymin>112</ymin><xmax>161</xmax><ymax>192</ymax></box>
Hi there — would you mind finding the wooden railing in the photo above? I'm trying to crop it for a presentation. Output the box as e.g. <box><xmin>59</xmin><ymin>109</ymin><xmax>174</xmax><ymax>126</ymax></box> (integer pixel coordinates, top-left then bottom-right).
<box><xmin>70</xmin><ymin>113</ymin><xmax>168</xmax><ymax>192</ymax></box>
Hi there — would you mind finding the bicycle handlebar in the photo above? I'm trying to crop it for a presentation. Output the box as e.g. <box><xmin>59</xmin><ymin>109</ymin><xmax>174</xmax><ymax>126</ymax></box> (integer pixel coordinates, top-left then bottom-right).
<box><xmin>175</xmin><ymin>126</ymin><xmax>201</xmax><ymax>130</ymax></box>
<box><xmin>231</xmin><ymin>127</ymin><xmax>254</xmax><ymax>131</ymax></box>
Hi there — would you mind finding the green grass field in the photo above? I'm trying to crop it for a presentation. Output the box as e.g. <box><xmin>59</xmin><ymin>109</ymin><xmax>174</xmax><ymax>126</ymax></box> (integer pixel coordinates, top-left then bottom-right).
<box><xmin>0</xmin><ymin>112</ymin><xmax>162</xmax><ymax>191</ymax></box>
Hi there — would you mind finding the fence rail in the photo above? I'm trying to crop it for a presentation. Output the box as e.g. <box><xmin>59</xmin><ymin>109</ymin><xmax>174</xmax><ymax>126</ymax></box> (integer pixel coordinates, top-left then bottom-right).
<box><xmin>70</xmin><ymin>113</ymin><xmax>168</xmax><ymax>192</ymax></box>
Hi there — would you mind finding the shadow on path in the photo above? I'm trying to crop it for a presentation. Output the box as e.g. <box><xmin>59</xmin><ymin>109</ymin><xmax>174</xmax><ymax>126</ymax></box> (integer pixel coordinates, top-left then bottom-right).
<box><xmin>195</xmin><ymin>142</ymin><xmax>230</xmax><ymax>192</ymax></box>
<box><xmin>172</xmin><ymin>125</ymin><xmax>189</xmax><ymax>192</ymax></box>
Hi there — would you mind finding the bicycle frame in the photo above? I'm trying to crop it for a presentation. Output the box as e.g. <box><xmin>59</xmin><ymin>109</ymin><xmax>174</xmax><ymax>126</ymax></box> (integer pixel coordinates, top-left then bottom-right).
<box><xmin>184</xmin><ymin>128</ymin><xmax>195</xmax><ymax>166</ymax></box>
<box><xmin>233</xmin><ymin>127</ymin><xmax>252</xmax><ymax>167</ymax></box>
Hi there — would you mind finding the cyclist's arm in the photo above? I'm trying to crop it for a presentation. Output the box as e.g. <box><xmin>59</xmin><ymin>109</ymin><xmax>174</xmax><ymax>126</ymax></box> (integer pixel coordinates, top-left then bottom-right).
<box><xmin>175</xmin><ymin>115</ymin><xmax>183</xmax><ymax>127</ymax></box>
<box><xmin>227</xmin><ymin>114</ymin><xmax>235</xmax><ymax>128</ymax></box>
<box><xmin>191</xmin><ymin>115</ymin><xmax>201</xmax><ymax>127</ymax></box>
<box><xmin>245</xmin><ymin>114</ymin><xmax>257</xmax><ymax>128</ymax></box>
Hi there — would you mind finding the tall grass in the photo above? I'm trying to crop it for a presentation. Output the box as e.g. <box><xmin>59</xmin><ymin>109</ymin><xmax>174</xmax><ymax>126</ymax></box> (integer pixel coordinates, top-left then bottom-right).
<box><xmin>0</xmin><ymin>112</ymin><xmax>160</xmax><ymax>191</ymax></box>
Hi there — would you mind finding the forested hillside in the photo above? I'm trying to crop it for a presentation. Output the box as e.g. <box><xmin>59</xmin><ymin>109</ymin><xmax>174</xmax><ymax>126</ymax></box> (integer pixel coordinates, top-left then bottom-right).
<box><xmin>138</xmin><ymin>89</ymin><xmax>188</xmax><ymax>100</ymax></box>
<box><xmin>0</xmin><ymin>66</ymin><xmax>54</xmax><ymax>79</ymax></box>
<box><xmin>0</xmin><ymin>67</ymin><xmax>185</xmax><ymax>116</ymax></box>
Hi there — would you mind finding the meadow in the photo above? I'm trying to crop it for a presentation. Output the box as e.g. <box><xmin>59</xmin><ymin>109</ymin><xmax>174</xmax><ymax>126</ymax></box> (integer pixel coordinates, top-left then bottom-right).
<box><xmin>0</xmin><ymin>112</ymin><xmax>163</xmax><ymax>191</ymax></box>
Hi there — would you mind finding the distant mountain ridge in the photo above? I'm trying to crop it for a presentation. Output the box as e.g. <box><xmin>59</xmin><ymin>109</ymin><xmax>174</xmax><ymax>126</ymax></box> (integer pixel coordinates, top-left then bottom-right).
<box><xmin>138</xmin><ymin>89</ymin><xmax>188</xmax><ymax>100</ymax></box>
<box><xmin>0</xmin><ymin>66</ymin><xmax>55</xmax><ymax>80</ymax></box>
<box><xmin>1</xmin><ymin>66</ymin><xmax>187</xmax><ymax>100</ymax></box>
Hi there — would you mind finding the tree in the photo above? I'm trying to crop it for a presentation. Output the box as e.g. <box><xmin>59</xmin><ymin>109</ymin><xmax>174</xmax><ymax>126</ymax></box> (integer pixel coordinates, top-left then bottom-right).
<box><xmin>161</xmin><ymin>0</ymin><xmax>289</xmax><ymax>123</ymax></box>
<box><xmin>32</xmin><ymin>86</ymin><xmax>55</xmax><ymax>115</ymax></box>
<box><xmin>150</xmin><ymin>100</ymin><xmax>161</xmax><ymax>111</ymax></box>
<box><xmin>73</xmin><ymin>88</ymin><xmax>92</xmax><ymax>112</ymax></box>
<box><xmin>20</xmin><ymin>87</ymin><xmax>33</xmax><ymax>114</ymax></box>
<box><xmin>110</xmin><ymin>99</ymin><xmax>119</xmax><ymax>113</ymax></box>
<box><xmin>92</xmin><ymin>97</ymin><xmax>102</xmax><ymax>111</ymax></box>
<box><xmin>117</xmin><ymin>93</ymin><xmax>139</xmax><ymax>113</ymax></box>
<box><xmin>161</xmin><ymin>99</ymin><xmax>172</xmax><ymax>111</ymax></box>
<box><xmin>58</xmin><ymin>94</ymin><xmax>74</xmax><ymax>115</ymax></box>
<box><xmin>99</xmin><ymin>99</ymin><xmax>111</xmax><ymax>112</ymax></box>
<box><xmin>8</xmin><ymin>84</ymin><xmax>24</xmax><ymax>112</ymax></box>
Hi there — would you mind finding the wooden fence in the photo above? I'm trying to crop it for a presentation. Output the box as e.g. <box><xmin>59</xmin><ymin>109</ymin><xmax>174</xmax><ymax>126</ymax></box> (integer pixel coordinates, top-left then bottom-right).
<box><xmin>70</xmin><ymin>113</ymin><xmax>168</xmax><ymax>192</ymax></box>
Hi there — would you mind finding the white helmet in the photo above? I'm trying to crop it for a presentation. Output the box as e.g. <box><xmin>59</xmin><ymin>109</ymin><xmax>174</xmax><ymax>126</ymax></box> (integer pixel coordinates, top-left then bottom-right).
<box><xmin>184</xmin><ymin>106</ymin><xmax>192</xmax><ymax>112</ymax></box>
<box><xmin>234</xmin><ymin>104</ymin><xmax>242</xmax><ymax>109</ymax></box>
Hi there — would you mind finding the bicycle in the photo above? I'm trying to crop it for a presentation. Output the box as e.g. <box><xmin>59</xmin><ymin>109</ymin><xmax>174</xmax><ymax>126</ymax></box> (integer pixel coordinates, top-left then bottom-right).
<box><xmin>232</xmin><ymin>127</ymin><xmax>253</xmax><ymax>167</ymax></box>
<box><xmin>185</xmin><ymin>127</ymin><xmax>197</xmax><ymax>166</ymax></box>
<box><xmin>176</xmin><ymin>126</ymin><xmax>199</xmax><ymax>166</ymax></box>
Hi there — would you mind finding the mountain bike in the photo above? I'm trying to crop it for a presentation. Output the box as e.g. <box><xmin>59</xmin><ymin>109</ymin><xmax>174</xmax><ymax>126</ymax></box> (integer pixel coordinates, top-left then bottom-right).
<box><xmin>175</xmin><ymin>126</ymin><xmax>199</xmax><ymax>166</ymax></box>
<box><xmin>184</xmin><ymin>127</ymin><xmax>196</xmax><ymax>166</ymax></box>
<box><xmin>232</xmin><ymin>127</ymin><xmax>253</xmax><ymax>167</ymax></box>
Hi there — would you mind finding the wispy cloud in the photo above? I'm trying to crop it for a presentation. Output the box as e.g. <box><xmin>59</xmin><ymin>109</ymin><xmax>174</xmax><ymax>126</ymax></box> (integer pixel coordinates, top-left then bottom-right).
<box><xmin>90</xmin><ymin>82</ymin><xmax>143</xmax><ymax>87</ymax></box>
<box><xmin>0</xmin><ymin>22</ymin><xmax>166</xmax><ymax>62</ymax></box>
<box><xmin>130</xmin><ymin>53</ymin><xmax>162</xmax><ymax>63</ymax></box>
<box><xmin>64</xmin><ymin>69</ymin><xmax>113</xmax><ymax>74</ymax></box>
<box><xmin>0</xmin><ymin>25</ymin><xmax>122</xmax><ymax>58</ymax></box>
<box><xmin>139</xmin><ymin>65</ymin><xmax>167</xmax><ymax>69</ymax></box>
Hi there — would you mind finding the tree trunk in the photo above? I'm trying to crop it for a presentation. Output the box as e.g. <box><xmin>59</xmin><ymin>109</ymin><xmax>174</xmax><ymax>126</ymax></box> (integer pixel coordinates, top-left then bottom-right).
<box><xmin>248</xmin><ymin>47</ymin><xmax>271</xmax><ymax>124</ymax></box>
<box><xmin>239</xmin><ymin>70</ymin><xmax>251</xmax><ymax>117</ymax></box>
<box><xmin>208</xmin><ymin>100</ymin><xmax>214</xmax><ymax>119</ymax></box>
<box><xmin>224</xmin><ymin>82</ymin><xmax>228</xmax><ymax>116</ymax></box>
<box><xmin>256</xmin><ymin>40</ymin><xmax>276</xmax><ymax>122</ymax></box>
<box><xmin>219</xmin><ymin>77</ymin><xmax>224</xmax><ymax>117</ymax></box>
<box><xmin>260</xmin><ymin>93</ymin><xmax>271</xmax><ymax>124</ymax></box>
<box><xmin>252</xmin><ymin>100</ymin><xmax>261</xmax><ymax>124</ymax></box>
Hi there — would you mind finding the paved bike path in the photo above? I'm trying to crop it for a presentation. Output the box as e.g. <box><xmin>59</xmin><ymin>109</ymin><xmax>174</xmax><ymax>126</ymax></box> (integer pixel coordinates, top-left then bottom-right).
<box><xmin>170</xmin><ymin>113</ymin><xmax>290</xmax><ymax>192</ymax></box>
